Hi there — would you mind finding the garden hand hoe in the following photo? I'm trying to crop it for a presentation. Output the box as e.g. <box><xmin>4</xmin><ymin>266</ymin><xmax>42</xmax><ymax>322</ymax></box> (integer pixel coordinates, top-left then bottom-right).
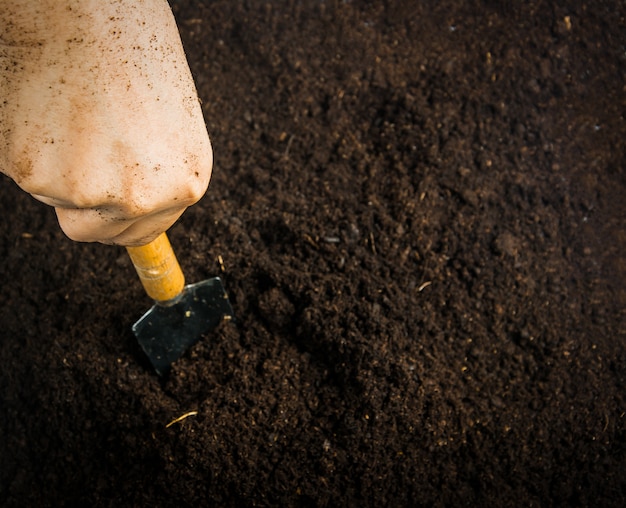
<box><xmin>126</xmin><ymin>232</ymin><xmax>234</xmax><ymax>375</ymax></box>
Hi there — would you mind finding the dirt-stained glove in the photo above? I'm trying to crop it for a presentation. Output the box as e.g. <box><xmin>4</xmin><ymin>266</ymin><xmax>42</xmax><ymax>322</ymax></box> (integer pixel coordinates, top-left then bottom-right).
<box><xmin>0</xmin><ymin>0</ymin><xmax>212</xmax><ymax>246</ymax></box>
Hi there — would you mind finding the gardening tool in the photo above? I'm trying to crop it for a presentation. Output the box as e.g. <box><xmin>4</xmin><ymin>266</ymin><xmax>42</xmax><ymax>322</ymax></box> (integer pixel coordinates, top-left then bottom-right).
<box><xmin>126</xmin><ymin>232</ymin><xmax>234</xmax><ymax>375</ymax></box>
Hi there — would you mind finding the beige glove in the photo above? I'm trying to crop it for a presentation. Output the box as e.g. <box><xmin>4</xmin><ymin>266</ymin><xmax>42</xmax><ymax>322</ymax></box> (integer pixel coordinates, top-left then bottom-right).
<box><xmin>0</xmin><ymin>0</ymin><xmax>212</xmax><ymax>246</ymax></box>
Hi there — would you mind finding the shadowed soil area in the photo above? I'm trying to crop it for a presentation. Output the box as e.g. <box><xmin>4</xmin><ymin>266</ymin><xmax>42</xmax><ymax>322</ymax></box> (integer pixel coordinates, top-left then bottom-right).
<box><xmin>1</xmin><ymin>1</ymin><xmax>625</xmax><ymax>506</ymax></box>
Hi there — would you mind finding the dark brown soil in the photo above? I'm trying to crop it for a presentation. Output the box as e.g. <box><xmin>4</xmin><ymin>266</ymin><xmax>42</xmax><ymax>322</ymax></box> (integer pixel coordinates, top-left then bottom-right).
<box><xmin>1</xmin><ymin>1</ymin><xmax>625</xmax><ymax>506</ymax></box>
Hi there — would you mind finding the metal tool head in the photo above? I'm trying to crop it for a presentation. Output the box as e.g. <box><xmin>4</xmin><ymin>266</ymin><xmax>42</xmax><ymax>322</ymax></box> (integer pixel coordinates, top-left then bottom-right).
<box><xmin>132</xmin><ymin>276</ymin><xmax>234</xmax><ymax>375</ymax></box>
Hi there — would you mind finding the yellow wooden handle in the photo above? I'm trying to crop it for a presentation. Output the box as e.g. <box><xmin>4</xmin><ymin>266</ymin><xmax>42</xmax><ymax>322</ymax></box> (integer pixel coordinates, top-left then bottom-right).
<box><xmin>126</xmin><ymin>232</ymin><xmax>185</xmax><ymax>303</ymax></box>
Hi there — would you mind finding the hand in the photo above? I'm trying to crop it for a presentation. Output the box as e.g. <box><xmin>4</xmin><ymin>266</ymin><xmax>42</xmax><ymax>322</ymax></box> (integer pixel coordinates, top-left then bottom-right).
<box><xmin>0</xmin><ymin>0</ymin><xmax>212</xmax><ymax>246</ymax></box>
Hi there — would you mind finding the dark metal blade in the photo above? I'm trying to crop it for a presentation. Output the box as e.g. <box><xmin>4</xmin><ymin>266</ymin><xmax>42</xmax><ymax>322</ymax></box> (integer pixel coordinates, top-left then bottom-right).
<box><xmin>132</xmin><ymin>276</ymin><xmax>234</xmax><ymax>375</ymax></box>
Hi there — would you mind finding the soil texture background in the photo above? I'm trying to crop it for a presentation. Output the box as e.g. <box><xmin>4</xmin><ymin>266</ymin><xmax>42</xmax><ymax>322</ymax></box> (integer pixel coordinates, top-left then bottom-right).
<box><xmin>1</xmin><ymin>0</ymin><xmax>625</xmax><ymax>506</ymax></box>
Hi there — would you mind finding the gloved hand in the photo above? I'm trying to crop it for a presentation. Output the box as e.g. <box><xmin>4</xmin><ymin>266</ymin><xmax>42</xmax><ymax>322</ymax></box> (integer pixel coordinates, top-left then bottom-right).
<box><xmin>0</xmin><ymin>0</ymin><xmax>212</xmax><ymax>246</ymax></box>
